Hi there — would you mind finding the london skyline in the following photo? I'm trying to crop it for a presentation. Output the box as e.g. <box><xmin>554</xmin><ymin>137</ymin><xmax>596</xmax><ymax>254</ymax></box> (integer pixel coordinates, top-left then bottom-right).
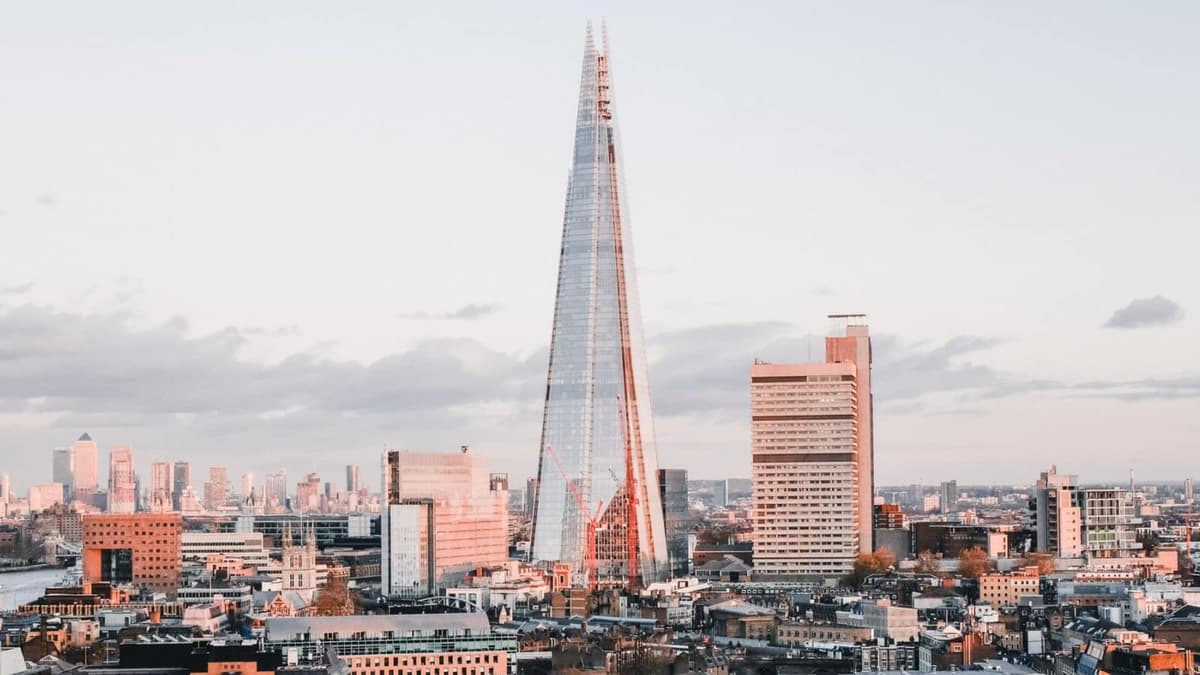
<box><xmin>1</xmin><ymin>3</ymin><xmax>1197</xmax><ymax>489</ymax></box>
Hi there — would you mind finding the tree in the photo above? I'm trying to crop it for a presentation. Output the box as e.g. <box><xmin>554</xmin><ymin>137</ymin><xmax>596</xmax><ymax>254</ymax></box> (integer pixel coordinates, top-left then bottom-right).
<box><xmin>313</xmin><ymin>576</ymin><xmax>356</xmax><ymax>616</ymax></box>
<box><xmin>914</xmin><ymin>550</ymin><xmax>941</xmax><ymax>575</ymax></box>
<box><xmin>1020</xmin><ymin>552</ymin><xmax>1055</xmax><ymax>575</ymax></box>
<box><xmin>957</xmin><ymin>546</ymin><xmax>993</xmax><ymax>579</ymax></box>
<box><xmin>843</xmin><ymin>549</ymin><xmax>898</xmax><ymax>588</ymax></box>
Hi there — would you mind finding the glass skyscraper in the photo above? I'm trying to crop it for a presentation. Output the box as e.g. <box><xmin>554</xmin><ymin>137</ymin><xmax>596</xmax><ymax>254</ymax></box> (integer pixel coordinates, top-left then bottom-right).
<box><xmin>530</xmin><ymin>25</ymin><xmax>668</xmax><ymax>585</ymax></box>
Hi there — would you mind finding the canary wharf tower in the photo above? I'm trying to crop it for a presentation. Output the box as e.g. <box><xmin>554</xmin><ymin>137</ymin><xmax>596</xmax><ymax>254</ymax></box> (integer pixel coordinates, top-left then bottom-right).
<box><xmin>530</xmin><ymin>26</ymin><xmax>668</xmax><ymax>586</ymax></box>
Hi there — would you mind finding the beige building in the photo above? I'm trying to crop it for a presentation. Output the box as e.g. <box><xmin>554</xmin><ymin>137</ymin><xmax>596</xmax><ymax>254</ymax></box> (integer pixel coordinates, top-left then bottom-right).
<box><xmin>777</xmin><ymin>621</ymin><xmax>874</xmax><ymax>646</ymax></box>
<box><xmin>979</xmin><ymin>568</ymin><xmax>1040</xmax><ymax>607</ymax></box>
<box><xmin>861</xmin><ymin>600</ymin><xmax>920</xmax><ymax>642</ymax></box>
<box><xmin>750</xmin><ymin>318</ymin><xmax>873</xmax><ymax>580</ymax></box>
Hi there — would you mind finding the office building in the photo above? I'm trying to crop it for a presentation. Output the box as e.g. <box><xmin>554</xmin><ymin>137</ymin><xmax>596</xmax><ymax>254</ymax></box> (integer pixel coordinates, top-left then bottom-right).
<box><xmin>1186</xmin><ymin>478</ymin><xmax>1194</xmax><ymax>505</ymax></box>
<box><xmin>264</xmin><ymin>470</ymin><xmax>288</xmax><ymax>514</ymax></box>
<box><xmin>0</xmin><ymin>472</ymin><xmax>9</xmax><ymax>502</ymax></box>
<box><xmin>262</xmin><ymin>614</ymin><xmax>516</xmax><ymax>675</ymax></box>
<box><xmin>658</xmin><ymin>468</ymin><xmax>690</xmax><ymax>577</ymax></box>
<box><xmin>172</xmin><ymin>461</ymin><xmax>191</xmax><ymax>511</ymax></box>
<box><xmin>523</xmin><ymin>478</ymin><xmax>537</xmax><ymax>521</ymax></box>
<box><xmin>28</xmin><ymin>483</ymin><xmax>66</xmax><ymax>511</ymax></box>
<box><xmin>296</xmin><ymin>473</ymin><xmax>321</xmax><ymax>513</ymax></box>
<box><xmin>71</xmin><ymin>433</ymin><xmax>101</xmax><ymax>504</ymax></box>
<box><xmin>940</xmin><ymin>480</ymin><xmax>959</xmax><ymax>514</ymax></box>
<box><xmin>52</xmin><ymin>448</ymin><xmax>74</xmax><ymax>500</ymax></box>
<box><xmin>750</xmin><ymin>316</ymin><xmax>874</xmax><ymax>580</ymax></box>
<box><xmin>180</xmin><ymin>531</ymin><xmax>270</xmax><ymax>568</ymax></box>
<box><xmin>346</xmin><ymin>464</ymin><xmax>360</xmax><ymax>494</ymax></box>
<box><xmin>149</xmin><ymin>461</ymin><xmax>172</xmax><ymax>512</ymax></box>
<box><xmin>82</xmin><ymin>512</ymin><xmax>182</xmax><ymax>596</ymax></box>
<box><xmin>232</xmin><ymin>513</ymin><xmax>375</xmax><ymax>548</ymax></box>
<box><xmin>1033</xmin><ymin>466</ymin><xmax>1083</xmax><ymax>557</ymax></box>
<box><xmin>108</xmin><ymin>446</ymin><xmax>137</xmax><ymax>514</ymax></box>
<box><xmin>529</xmin><ymin>27</ymin><xmax>668</xmax><ymax>585</ymax></box>
<box><xmin>381</xmin><ymin>449</ymin><xmax>507</xmax><ymax>596</ymax></box>
<box><xmin>204</xmin><ymin>466</ymin><xmax>230</xmax><ymax>511</ymax></box>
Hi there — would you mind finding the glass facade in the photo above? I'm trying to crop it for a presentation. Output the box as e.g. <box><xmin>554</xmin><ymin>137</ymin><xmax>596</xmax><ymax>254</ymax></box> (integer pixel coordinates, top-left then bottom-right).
<box><xmin>530</xmin><ymin>26</ymin><xmax>667</xmax><ymax>583</ymax></box>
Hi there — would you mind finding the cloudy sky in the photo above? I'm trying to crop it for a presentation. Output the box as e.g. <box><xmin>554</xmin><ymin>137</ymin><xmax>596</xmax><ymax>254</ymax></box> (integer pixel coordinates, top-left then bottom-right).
<box><xmin>1</xmin><ymin>2</ymin><xmax>1197</xmax><ymax>493</ymax></box>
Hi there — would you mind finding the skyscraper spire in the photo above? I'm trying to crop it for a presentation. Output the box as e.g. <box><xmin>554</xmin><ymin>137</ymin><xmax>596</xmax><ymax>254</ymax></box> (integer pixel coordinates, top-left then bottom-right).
<box><xmin>530</xmin><ymin>25</ymin><xmax>668</xmax><ymax>587</ymax></box>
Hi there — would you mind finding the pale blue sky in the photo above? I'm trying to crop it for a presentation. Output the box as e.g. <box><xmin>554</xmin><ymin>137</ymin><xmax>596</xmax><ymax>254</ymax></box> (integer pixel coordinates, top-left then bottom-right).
<box><xmin>1</xmin><ymin>2</ymin><xmax>1197</xmax><ymax>492</ymax></box>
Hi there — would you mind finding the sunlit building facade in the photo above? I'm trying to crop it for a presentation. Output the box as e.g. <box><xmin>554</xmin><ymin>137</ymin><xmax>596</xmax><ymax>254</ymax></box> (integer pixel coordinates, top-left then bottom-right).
<box><xmin>750</xmin><ymin>319</ymin><xmax>874</xmax><ymax>580</ymax></box>
<box><xmin>108</xmin><ymin>446</ymin><xmax>137</xmax><ymax>514</ymax></box>
<box><xmin>381</xmin><ymin>450</ymin><xmax>508</xmax><ymax>596</ymax></box>
<box><xmin>530</xmin><ymin>26</ymin><xmax>668</xmax><ymax>585</ymax></box>
<box><xmin>71</xmin><ymin>433</ymin><xmax>100</xmax><ymax>505</ymax></box>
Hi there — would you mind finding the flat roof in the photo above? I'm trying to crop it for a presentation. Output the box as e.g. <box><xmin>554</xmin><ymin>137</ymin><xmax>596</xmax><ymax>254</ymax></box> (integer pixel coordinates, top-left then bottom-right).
<box><xmin>265</xmin><ymin>613</ymin><xmax>490</xmax><ymax>640</ymax></box>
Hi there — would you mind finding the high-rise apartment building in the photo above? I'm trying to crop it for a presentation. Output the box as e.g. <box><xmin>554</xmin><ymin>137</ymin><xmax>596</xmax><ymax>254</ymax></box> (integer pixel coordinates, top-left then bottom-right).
<box><xmin>53</xmin><ymin>448</ymin><xmax>74</xmax><ymax>500</ymax></box>
<box><xmin>529</xmin><ymin>27</ymin><xmax>668</xmax><ymax>586</ymax></box>
<box><xmin>1033</xmin><ymin>466</ymin><xmax>1083</xmax><ymax>557</ymax></box>
<box><xmin>107</xmin><ymin>446</ymin><xmax>137</xmax><ymax>514</ymax></box>
<box><xmin>1186</xmin><ymin>478</ymin><xmax>1194</xmax><ymax>505</ymax></box>
<box><xmin>172</xmin><ymin>461</ymin><xmax>191</xmax><ymax>511</ymax></box>
<box><xmin>0</xmin><ymin>473</ymin><xmax>9</xmax><ymax>502</ymax></box>
<box><xmin>204</xmin><ymin>467</ymin><xmax>230</xmax><ymax>511</ymax></box>
<box><xmin>346</xmin><ymin>465</ymin><xmax>360</xmax><ymax>494</ymax></box>
<box><xmin>750</xmin><ymin>317</ymin><xmax>874</xmax><ymax>580</ymax></box>
<box><xmin>658</xmin><ymin>469</ymin><xmax>690</xmax><ymax>577</ymax></box>
<box><xmin>1079</xmin><ymin>487</ymin><xmax>1137</xmax><ymax>557</ymax></box>
<box><xmin>940</xmin><ymin>481</ymin><xmax>959</xmax><ymax>514</ymax></box>
<box><xmin>82</xmin><ymin>512</ymin><xmax>182</xmax><ymax>596</ymax></box>
<box><xmin>381</xmin><ymin>449</ymin><xmax>508</xmax><ymax>597</ymax></box>
<box><xmin>71</xmin><ymin>433</ymin><xmax>100</xmax><ymax>504</ymax></box>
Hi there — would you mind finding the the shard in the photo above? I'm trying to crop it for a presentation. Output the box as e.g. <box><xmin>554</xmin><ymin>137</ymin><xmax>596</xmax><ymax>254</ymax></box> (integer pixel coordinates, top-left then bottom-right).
<box><xmin>530</xmin><ymin>25</ymin><xmax>668</xmax><ymax>586</ymax></box>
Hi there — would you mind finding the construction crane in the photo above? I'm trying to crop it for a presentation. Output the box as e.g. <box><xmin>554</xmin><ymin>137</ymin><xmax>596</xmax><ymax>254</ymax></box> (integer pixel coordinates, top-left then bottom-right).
<box><xmin>616</xmin><ymin>396</ymin><xmax>641</xmax><ymax>589</ymax></box>
<box><xmin>543</xmin><ymin>444</ymin><xmax>603</xmax><ymax>589</ymax></box>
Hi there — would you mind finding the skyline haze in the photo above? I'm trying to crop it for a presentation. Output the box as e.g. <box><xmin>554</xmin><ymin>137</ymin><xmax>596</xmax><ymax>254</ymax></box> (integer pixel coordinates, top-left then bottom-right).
<box><xmin>1</xmin><ymin>3</ymin><xmax>1197</xmax><ymax>490</ymax></box>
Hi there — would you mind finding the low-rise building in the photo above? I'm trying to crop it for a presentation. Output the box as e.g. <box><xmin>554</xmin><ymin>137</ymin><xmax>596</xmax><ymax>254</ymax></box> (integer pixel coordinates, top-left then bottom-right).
<box><xmin>262</xmin><ymin>614</ymin><xmax>516</xmax><ymax>675</ymax></box>
<box><xmin>861</xmin><ymin>600</ymin><xmax>919</xmax><ymax>642</ymax></box>
<box><xmin>979</xmin><ymin>568</ymin><xmax>1040</xmax><ymax>608</ymax></box>
<box><xmin>181</xmin><ymin>532</ymin><xmax>270</xmax><ymax>568</ymax></box>
<box><xmin>703</xmin><ymin>600</ymin><xmax>777</xmax><ymax>641</ymax></box>
<box><xmin>181</xmin><ymin>603</ymin><xmax>229</xmax><ymax>635</ymax></box>
<box><xmin>776</xmin><ymin>621</ymin><xmax>873</xmax><ymax>646</ymax></box>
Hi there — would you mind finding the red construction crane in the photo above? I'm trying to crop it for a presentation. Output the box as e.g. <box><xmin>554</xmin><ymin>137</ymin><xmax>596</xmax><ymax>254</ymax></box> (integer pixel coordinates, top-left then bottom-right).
<box><xmin>543</xmin><ymin>444</ymin><xmax>603</xmax><ymax>589</ymax></box>
<box><xmin>616</xmin><ymin>396</ymin><xmax>641</xmax><ymax>589</ymax></box>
